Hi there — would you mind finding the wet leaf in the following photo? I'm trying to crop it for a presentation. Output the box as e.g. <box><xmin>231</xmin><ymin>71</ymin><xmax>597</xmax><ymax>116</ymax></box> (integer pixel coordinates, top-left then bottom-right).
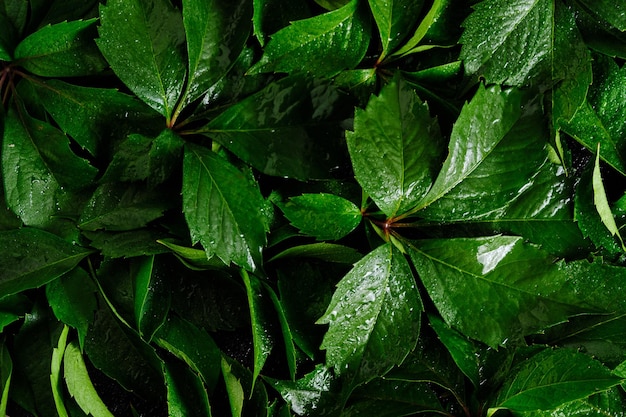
<box><xmin>97</xmin><ymin>0</ymin><xmax>186</xmax><ymax>120</ymax></box>
<box><xmin>164</xmin><ymin>359</ymin><xmax>212</xmax><ymax>417</ymax></box>
<box><xmin>368</xmin><ymin>0</ymin><xmax>425</xmax><ymax>60</ymax></box>
<box><xmin>182</xmin><ymin>144</ymin><xmax>268</xmax><ymax>271</ymax></box>
<box><xmin>317</xmin><ymin>243</ymin><xmax>422</xmax><ymax>382</ymax></box>
<box><xmin>347</xmin><ymin>74</ymin><xmax>444</xmax><ymax>218</ymax></box>
<box><xmin>248</xmin><ymin>0</ymin><xmax>370</xmax><ymax>77</ymax></box>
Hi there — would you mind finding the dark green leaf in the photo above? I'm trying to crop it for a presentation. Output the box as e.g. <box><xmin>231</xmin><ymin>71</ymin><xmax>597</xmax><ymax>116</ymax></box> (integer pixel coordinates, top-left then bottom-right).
<box><xmin>84</xmin><ymin>230</ymin><xmax>169</xmax><ymax>259</ymax></box>
<box><xmin>182</xmin><ymin>144</ymin><xmax>268</xmax><ymax>271</ymax></box>
<box><xmin>14</xmin><ymin>19</ymin><xmax>106</xmax><ymax>76</ymax></box>
<box><xmin>134</xmin><ymin>255</ymin><xmax>171</xmax><ymax>342</ymax></box>
<box><xmin>242</xmin><ymin>270</ymin><xmax>275</xmax><ymax>388</ymax></box>
<box><xmin>0</xmin><ymin>228</ymin><xmax>91</xmax><ymax>298</ymax></box>
<box><xmin>248</xmin><ymin>0</ymin><xmax>370</xmax><ymax>77</ymax></box>
<box><xmin>278</xmin><ymin>193</ymin><xmax>361</xmax><ymax>240</ymax></box>
<box><xmin>409</xmin><ymin>236</ymin><xmax>626</xmax><ymax>347</ymax></box>
<box><xmin>264</xmin><ymin>282</ymin><xmax>297</xmax><ymax>380</ymax></box>
<box><xmin>0</xmin><ymin>13</ymin><xmax>17</xmax><ymax>60</ymax></box>
<box><xmin>155</xmin><ymin>314</ymin><xmax>221</xmax><ymax>392</ymax></box>
<box><xmin>252</xmin><ymin>0</ymin><xmax>310</xmax><ymax>46</ymax></box>
<box><xmin>164</xmin><ymin>359</ymin><xmax>212</xmax><ymax>417</ymax></box>
<box><xmin>31</xmin><ymin>79</ymin><xmax>161</xmax><ymax>157</ymax></box>
<box><xmin>269</xmin><ymin>242</ymin><xmax>362</xmax><ymax>264</ymax></box>
<box><xmin>101</xmin><ymin>129</ymin><xmax>184</xmax><ymax>186</ymax></box>
<box><xmin>578</xmin><ymin>0</ymin><xmax>626</xmax><ymax>31</ymax></box>
<box><xmin>46</xmin><ymin>267</ymin><xmax>97</xmax><ymax>349</ymax></box>
<box><xmin>97</xmin><ymin>0</ymin><xmax>186</xmax><ymax>120</ymax></box>
<box><xmin>204</xmin><ymin>75</ymin><xmax>348</xmax><ymax>180</ymax></box>
<box><xmin>494</xmin><ymin>348</ymin><xmax>622</xmax><ymax>411</ymax></box>
<box><xmin>317</xmin><ymin>243</ymin><xmax>422</xmax><ymax>382</ymax></box>
<box><xmin>181</xmin><ymin>0</ymin><xmax>252</xmax><ymax>107</ymax></box>
<box><xmin>368</xmin><ymin>0</ymin><xmax>425</xmax><ymax>60</ymax></box>
<box><xmin>79</xmin><ymin>183</ymin><xmax>172</xmax><ymax>232</ymax></box>
<box><xmin>0</xmin><ymin>294</ymin><xmax>31</xmax><ymax>333</ymax></box>
<box><xmin>3</xmin><ymin>106</ymin><xmax>97</xmax><ymax>226</ymax></box>
<box><xmin>64</xmin><ymin>340</ymin><xmax>114</xmax><ymax>417</ymax></box>
<box><xmin>346</xmin><ymin>74</ymin><xmax>444</xmax><ymax>218</ymax></box>
<box><xmin>1</xmin><ymin>0</ymin><xmax>27</xmax><ymax>37</ymax></box>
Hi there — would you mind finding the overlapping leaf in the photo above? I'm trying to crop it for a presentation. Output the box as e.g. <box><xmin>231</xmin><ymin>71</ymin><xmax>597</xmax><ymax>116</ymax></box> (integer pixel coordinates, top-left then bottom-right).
<box><xmin>97</xmin><ymin>0</ymin><xmax>186</xmax><ymax>121</ymax></box>
<box><xmin>317</xmin><ymin>243</ymin><xmax>422</xmax><ymax>382</ymax></box>
<box><xmin>248</xmin><ymin>0</ymin><xmax>370</xmax><ymax>76</ymax></box>
<box><xmin>368</xmin><ymin>0</ymin><xmax>425</xmax><ymax>60</ymax></box>
<box><xmin>182</xmin><ymin>144</ymin><xmax>268</xmax><ymax>271</ymax></box>
<box><xmin>347</xmin><ymin>75</ymin><xmax>444</xmax><ymax>218</ymax></box>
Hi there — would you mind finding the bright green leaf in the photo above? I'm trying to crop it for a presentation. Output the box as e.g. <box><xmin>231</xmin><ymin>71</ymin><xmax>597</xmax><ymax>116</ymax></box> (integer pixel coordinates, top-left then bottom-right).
<box><xmin>346</xmin><ymin>74</ymin><xmax>444</xmax><ymax>218</ymax></box>
<box><xmin>157</xmin><ymin>238</ymin><xmax>228</xmax><ymax>270</ymax></box>
<box><xmin>593</xmin><ymin>144</ymin><xmax>625</xmax><ymax>250</ymax></box>
<box><xmin>222</xmin><ymin>357</ymin><xmax>244</xmax><ymax>417</ymax></box>
<box><xmin>388</xmin><ymin>0</ymin><xmax>448</xmax><ymax>60</ymax></box>
<box><xmin>97</xmin><ymin>0</ymin><xmax>186</xmax><ymax>121</ymax></box>
<box><xmin>278</xmin><ymin>193</ymin><xmax>361</xmax><ymax>240</ymax></box>
<box><xmin>50</xmin><ymin>325</ymin><xmax>69</xmax><ymax>417</ymax></box>
<box><xmin>495</xmin><ymin>348</ymin><xmax>622</xmax><ymax>411</ymax></box>
<box><xmin>0</xmin><ymin>228</ymin><xmax>91</xmax><ymax>298</ymax></box>
<box><xmin>0</xmin><ymin>340</ymin><xmax>11</xmax><ymax>416</ymax></box>
<box><xmin>248</xmin><ymin>0</ymin><xmax>370</xmax><ymax>77</ymax></box>
<box><xmin>14</xmin><ymin>19</ymin><xmax>106</xmax><ymax>76</ymax></box>
<box><xmin>182</xmin><ymin>144</ymin><xmax>268</xmax><ymax>271</ymax></box>
<box><xmin>317</xmin><ymin>243</ymin><xmax>422</xmax><ymax>382</ymax></box>
<box><xmin>164</xmin><ymin>360</ymin><xmax>212</xmax><ymax>417</ymax></box>
<box><xmin>64</xmin><ymin>340</ymin><xmax>114</xmax><ymax>417</ymax></box>
<box><xmin>268</xmin><ymin>242</ymin><xmax>362</xmax><ymax>264</ymax></box>
<box><xmin>368</xmin><ymin>0</ymin><xmax>425</xmax><ymax>61</ymax></box>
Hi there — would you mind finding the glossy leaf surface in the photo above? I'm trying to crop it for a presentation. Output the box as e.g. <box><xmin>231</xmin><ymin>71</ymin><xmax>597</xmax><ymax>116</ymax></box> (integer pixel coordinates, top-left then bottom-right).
<box><xmin>182</xmin><ymin>144</ymin><xmax>268</xmax><ymax>271</ymax></box>
<box><xmin>249</xmin><ymin>0</ymin><xmax>370</xmax><ymax>76</ymax></box>
<box><xmin>317</xmin><ymin>243</ymin><xmax>422</xmax><ymax>381</ymax></box>
<box><xmin>97</xmin><ymin>0</ymin><xmax>186</xmax><ymax>120</ymax></box>
<box><xmin>164</xmin><ymin>360</ymin><xmax>212</xmax><ymax>417</ymax></box>
<box><xmin>368</xmin><ymin>0</ymin><xmax>425</xmax><ymax>60</ymax></box>
<box><xmin>134</xmin><ymin>255</ymin><xmax>171</xmax><ymax>341</ymax></box>
<box><xmin>347</xmin><ymin>75</ymin><xmax>443</xmax><ymax>218</ymax></box>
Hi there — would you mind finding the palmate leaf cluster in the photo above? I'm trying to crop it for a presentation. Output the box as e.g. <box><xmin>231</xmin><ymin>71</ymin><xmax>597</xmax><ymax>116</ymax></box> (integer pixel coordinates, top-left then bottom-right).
<box><xmin>2</xmin><ymin>0</ymin><xmax>626</xmax><ymax>415</ymax></box>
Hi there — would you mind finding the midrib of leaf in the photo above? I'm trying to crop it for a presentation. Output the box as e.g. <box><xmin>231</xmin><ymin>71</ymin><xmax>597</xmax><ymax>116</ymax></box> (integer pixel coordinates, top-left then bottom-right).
<box><xmin>17</xmin><ymin>251</ymin><xmax>90</xmax><ymax>281</ymax></box>
<box><xmin>549</xmin><ymin>313</ymin><xmax>626</xmax><ymax>344</ymax></box>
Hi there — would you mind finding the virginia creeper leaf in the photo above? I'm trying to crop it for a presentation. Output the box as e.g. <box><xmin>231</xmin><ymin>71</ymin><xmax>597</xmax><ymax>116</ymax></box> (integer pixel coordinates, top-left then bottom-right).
<box><xmin>264</xmin><ymin>282</ymin><xmax>297</xmax><ymax>380</ymax></box>
<box><xmin>278</xmin><ymin>193</ymin><xmax>361</xmax><ymax>241</ymax></box>
<box><xmin>0</xmin><ymin>341</ymin><xmax>11</xmax><ymax>417</ymax></box>
<box><xmin>134</xmin><ymin>255</ymin><xmax>171</xmax><ymax>342</ymax></box>
<box><xmin>494</xmin><ymin>348</ymin><xmax>622</xmax><ymax>411</ymax></box>
<box><xmin>592</xmin><ymin>144</ymin><xmax>625</xmax><ymax>250</ymax></box>
<box><xmin>578</xmin><ymin>0</ymin><xmax>626</xmax><ymax>31</ymax></box>
<box><xmin>50</xmin><ymin>325</ymin><xmax>69</xmax><ymax>417</ymax></box>
<box><xmin>203</xmin><ymin>75</ymin><xmax>348</xmax><ymax>180</ymax></box>
<box><xmin>14</xmin><ymin>19</ymin><xmax>106</xmax><ymax>76</ymax></box>
<box><xmin>0</xmin><ymin>228</ymin><xmax>91</xmax><ymax>298</ymax></box>
<box><xmin>164</xmin><ymin>360</ymin><xmax>212</xmax><ymax>417</ymax></box>
<box><xmin>269</xmin><ymin>242</ymin><xmax>362</xmax><ymax>264</ymax></box>
<box><xmin>317</xmin><ymin>243</ymin><xmax>422</xmax><ymax>382</ymax></box>
<box><xmin>181</xmin><ymin>0</ymin><xmax>252</xmax><ymax>107</ymax></box>
<box><xmin>248</xmin><ymin>0</ymin><xmax>370</xmax><ymax>77</ymax></box>
<box><xmin>367</xmin><ymin>0</ymin><xmax>425</xmax><ymax>60</ymax></box>
<box><xmin>64</xmin><ymin>340</ymin><xmax>114</xmax><ymax>417</ymax></box>
<box><xmin>182</xmin><ymin>144</ymin><xmax>268</xmax><ymax>271</ymax></box>
<box><xmin>252</xmin><ymin>0</ymin><xmax>310</xmax><ymax>46</ymax></box>
<box><xmin>346</xmin><ymin>74</ymin><xmax>444</xmax><ymax>218</ymax></box>
<box><xmin>97</xmin><ymin>0</ymin><xmax>186</xmax><ymax>120</ymax></box>
<box><xmin>31</xmin><ymin>79</ymin><xmax>161</xmax><ymax>157</ymax></box>
<box><xmin>221</xmin><ymin>357</ymin><xmax>244</xmax><ymax>417</ymax></box>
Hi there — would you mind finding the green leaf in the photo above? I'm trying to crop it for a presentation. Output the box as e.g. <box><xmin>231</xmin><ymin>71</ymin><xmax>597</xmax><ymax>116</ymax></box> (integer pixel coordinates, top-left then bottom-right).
<box><xmin>414</xmin><ymin>84</ymin><xmax>522</xmax><ymax>212</ymax></box>
<box><xmin>46</xmin><ymin>267</ymin><xmax>97</xmax><ymax>350</ymax></box>
<box><xmin>222</xmin><ymin>357</ymin><xmax>244</xmax><ymax>417</ymax></box>
<box><xmin>368</xmin><ymin>0</ymin><xmax>425</xmax><ymax>60</ymax></box>
<box><xmin>155</xmin><ymin>315</ymin><xmax>222</xmax><ymax>392</ymax></box>
<box><xmin>408</xmin><ymin>236</ymin><xmax>626</xmax><ymax>347</ymax></box>
<box><xmin>317</xmin><ymin>243</ymin><xmax>422</xmax><ymax>382</ymax></box>
<box><xmin>134</xmin><ymin>255</ymin><xmax>171</xmax><ymax>342</ymax></box>
<box><xmin>85</xmin><ymin>230</ymin><xmax>169</xmax><ymax>259</ymax></box>
<box><xmin>241</xmin><ymin>270</ymin><xmax>275</xmax><ymax>388</ymax></box>
<box><xmin>0</xmin><ymin>340</ymin><xmax>11</xmax><ymax>417</ymax></box>
<box><xmin>578</xmin><ymin>0</ymin><xmax>626</xmax><ymax>31</ymax></box>
<box><xmin>593</xmin><ymin>144</ymin><xmax>625</xmax><ymax>250</ymax></box>
<box><xmin>182</xmin><ymin>144</ymin><xmax>268</xmax><ymax>271</ymax></box>
<box><xmin>513</xmin><ymin>388</ymin><xmax>626</xmax><ymax>417</ymax></box>
<box><xmin>0</xmin><ymin>228</ymin><xmax>91</xmax><ymax>298</ymax></box>
<box><xmin>428</xmin><ymin>315</ymin><xmax>480</xmax><ymax>388</ymax></box>
<box><xmin>3</xmin><ymin>105</ymin><xmax>97</xmax><ymax>226</ymax></box>
<box><xmin>278</xmin><ymin>193</ymin><xmax>361</xmax><ymax>240</ymax></box>
<box><xmin>248</xmin><ymin>0</ymin><xmax>370</xmax><ymax>77</ymax></box>
<box><xmin>0</xmin><ymin>294</ymin><xmax>31</xmax><ymax>333</ymax></box>
<box><xmin>97</xmin><ymin>0</ymin><xmax>186</xmax><ymax>121</ymax></box>
<box><xmin>561</xmin><ymin>55</ymin><xmax>626</xmax><ymax>175</ymax></box>
<box><xmin>346</xmin><ymin>74</ymin><xmax>444</xmax><ymax>218</ymax></box>
<box><xmin>494</xmin><ymin>348</ymin><xmax>622</xmax><ymax>411</ymax></box>
<box><xmin>64</xmin><ymin>340</ymin><xmax>114</xmax><ymax>417</ymax></box>
<box><xmin>203</xmin><ymin>75</ymin><xmax>349</xmax><ymax>180</ymax></box>
<box><xmin>180</xmin><ymin>0</ymin><xmax>252</xmax><ymax>107</ymax></box>
<box><xmin>157</xmin><ymin>238</ymin><xmax>228</xmax><ymax>270</ymax></box>
<box><xmin>31</xmin><ymin>79</ymin><xmax>161</xmax><ymax>157</ymax></box>
<box><xmin>14</xmin><ymin>19</ymin><xmax>106</xmax><ymax>76</ymax></box>
<box><xmin>264</xmin><ymin>282</ymin><xmax>297</xmax><ymax>380</ymax></box>
<box><xmin>50</xmin><ymin>325</ymin><xmax>69</xmax><ymax>417</ymax></box>
<box><xmin>79</xmin><ymin>183</ymin><xmax>172</xmax><ymax>232</ymax></box>
<box><xmin>164</xmin><ymin>360</ymin><xmax>212</xmax><ymax>417</ymax></box>
<box><xmin>252</xmin><ymin>0</ymin><xmax>310</xmax><ymax>46</ymax></box>
<box><xmin>101</xmin><ymin>130</ymin><xmax>184</xmax><ymax>187</ymax></box>
<box><xmin>269</xmin><ymin>242</ymin><xmax>362</xmax><ymax>264</ymax></box>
